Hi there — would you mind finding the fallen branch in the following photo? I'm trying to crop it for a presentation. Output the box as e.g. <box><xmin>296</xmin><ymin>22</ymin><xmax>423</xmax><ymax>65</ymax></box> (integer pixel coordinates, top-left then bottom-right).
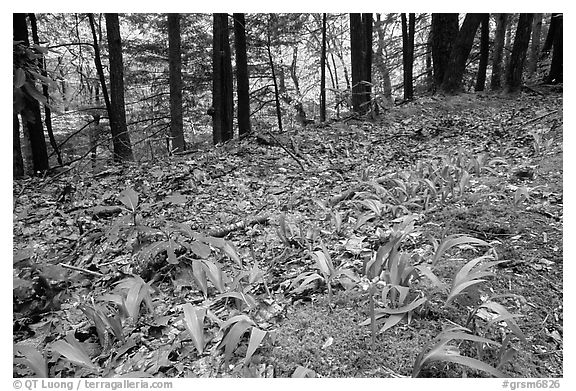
<box><xmin>521</xmin><ymin>109</ymin><xmax>559</xmax><ymax>126</ymax></box>
<box><xmin>59</xmin><ymin>263</ymin><xmax>104</xmax><ymax>277</ymax></box>
<box><xmin>208</xmin><ymin>215</ymin><xmax>270</xmax><ymax>238</ymax></box>
<box><xmin>265</xmin><ymin>130</ymin><xmax>306</xmax><ymax>171</ymax></box>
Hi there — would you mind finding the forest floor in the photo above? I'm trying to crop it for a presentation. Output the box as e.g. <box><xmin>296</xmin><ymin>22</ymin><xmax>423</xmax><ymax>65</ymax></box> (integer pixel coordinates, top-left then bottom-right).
<box><xmin>13</xmin><ymin>87</ymin><xmax>563</xmax><ymax>378</ymax></box>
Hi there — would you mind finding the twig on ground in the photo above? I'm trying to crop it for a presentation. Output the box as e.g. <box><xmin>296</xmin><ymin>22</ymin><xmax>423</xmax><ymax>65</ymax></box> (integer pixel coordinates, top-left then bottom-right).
<box><xmin>265</xmin><ymin>130</ymin><xmax>306</xmax><ymax>171</ymax></box>
<box><xmin>59</xmin><ymin>263</ymin><xmax>104</xmax><ymax>277</ymax></box>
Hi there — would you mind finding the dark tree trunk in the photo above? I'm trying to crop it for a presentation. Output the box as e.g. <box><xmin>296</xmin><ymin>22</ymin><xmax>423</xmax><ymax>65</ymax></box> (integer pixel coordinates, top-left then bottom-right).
<box><xmin>545</xmin><ymin>14</ymin><xmax>562</xmax><ymax>84</ymax></box>
<box><xmin>475</xmin><ymin>14</ymin><xmax>490</xmax><ymax>91</ymax></box>
<box><xmin>431</xmin><ymin>13</ymin><xmax>459</xmax><ymax>90</ymax></box>
<box><xmin>14</xmin><ymin>114</ymin><xmax>24</xmax><ymax>177</ymax></box>
<box><xmin>440</xmin><ymin>13</ymin><xmax>485</xmax><ymax>93</ymax></box>
<box><xmin>233</xmin><ymin>13</ymin><xmax>251</xmax><ymax>136</ymax></box>
<box><xmin>491</xmin><ymin>13</ymin><xmax>508</xmax><ymax>90</ymax></box>
<box><xmin>29</xmin><ymin>13</ymin><xmax>62</xmax><ymax>166</ymax></box>
<box><xmin>350</xmin><ymin>13</ymin><xmax>372</xmax><ymax>114</ymax></box>
<box><xmin>528</xmin><ymin>13</ymin><xmax>543</xmax><ymax>77</ymax></box>
<box><xmin>505</xmin><ymin>13</ymin><xmax>534</xmax><ymax>93</ymax></box>
<box><xmin>13</xmin><ymin>13</ymin><xmax>49</xmax><ymax>174</ymax></box>
<box><xmin>542</xmin><ymin>13</ymin><xmax>559</xmax><ymax>52</ymax></box>
<box><xmin>363</xmin><ymin>13</ymin><xmax>373</xmax><ymax>110</ymax></box>
<box><xmin>212</xmin><ymin>13</ymin><xmax>234</xmax><ymax>143</ymax></box>
<box><xmin>401</xmin><ymin>13</ymin><xmax>415</xmax><ymax>100</ymax></box>
<box><xmin>168</xmin><ymin>13</ymin><xmax>186</xmax><ymax>152</ymax></box>
<box><xmin>104</xmin><ymin>13</ymin><xmax>134</xmax><ymax>161</ymax></box>
<box><xmin>320</xmin><ymin>13</ymin><xmax>327</xmax><ymax>122</ymax></box>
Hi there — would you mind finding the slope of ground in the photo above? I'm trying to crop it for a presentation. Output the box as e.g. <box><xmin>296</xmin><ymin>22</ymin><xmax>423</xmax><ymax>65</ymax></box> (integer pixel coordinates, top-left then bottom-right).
<box><xmin>13</xmin><ymin>90</ymin><xmax>562</xmax><ymax>378</ymax></box>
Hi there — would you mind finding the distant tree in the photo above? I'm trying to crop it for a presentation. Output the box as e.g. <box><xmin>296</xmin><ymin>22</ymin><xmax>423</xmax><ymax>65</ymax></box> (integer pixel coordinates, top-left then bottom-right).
<box><xmin>505</xmin><ymin>13</ymin><xmax>534</xmax><ymax>93</ymax></box>
<box><xmin>320</xmin><ymin>13</ymin><xmax>327</xmax><ymax>122</ymax></box>
<box><xmin>527</xmin><ymin>13</ymin><xmax>543</xmax><ymax>78</ymax></box>
<box><xmin>544</xmin><ymin>13</ymin><xmax>562</xmax><ymax>84</ymax></box>
<box><xmin>168</xmin><ymin>13</ymin><xmax>186</xmax><ymax>153</ymax></box>
<box><xmin>490</xmin><ymin>13</ymin><xmax>508</xmax><ymax>90</ymax></box>
<box><xmin>13</xmin><ymin>13</ymin><xmax>49</xmax><ymax>175</ymax></box>
<box><xmin>431</xmin><ymin>13</ymin><xmax>458</xmax><ymax>90</ymax></box>
<box><xmin>474</xmin><ymin>14</ymin><xmax>490</xmax><ymax>91</ymax></box>
<box><xmin>350</xmin><ymin>13</ymin><xmax>372</xmax><ymax>114</ymax></box>
<box><xmin>233</xmin><ymin>13</ymin><xmax>251</xmax><ymax>136</ymax></box>
<box><xmin>212</xmin><ymin>13</ymin><xmax>234</xmax><ymax>144</ymax></box>
<box><xmin>439</xmin><ymin>13</ymin><xmax>485</xmax><ymax>93</ymax></box>
<box><xmin>104</xmin><ymin>13</ymin><xmax>134</xmax><ymax>161</ymax></box>
<box><xmin>401</xmin><ymin>13</ymin><xmax>415</xmax><ymax>100</ymax></box>
<box><xmin>374</xmin><ymin>13</ymin><xmax>393</xmax><ymax>105</ymax></box>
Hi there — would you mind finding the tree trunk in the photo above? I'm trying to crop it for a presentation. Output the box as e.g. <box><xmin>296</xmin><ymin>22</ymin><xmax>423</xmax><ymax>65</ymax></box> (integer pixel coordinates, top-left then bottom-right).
<box><xmin>542</xmin><ymin>13</ymin><xmax>558</xmax><ymax>52</ymax></box>
<box><xmin>474</xmin><ymin>14</ymin><xmax>490</xmax><ymax>91</ymax></box>
<box><xmin>505</xmin><ymin>13</ymin><xmax>534</xmax><ymax>93</ymax></box>
<box><xmin>320</xmin><ymin>13</ymin><xmax>327</xmax><ymax>122</ymax></box>
<box><xmin>431</xmin><ymin>13</ymin><xmax>459</xmax><ymax>90</ymax></box>
<box><xmin>29</xmin><ymin>13</ymin><xmax>62</xmax><ymax>166</ymax></box>
<box><xmin>490</xmin><ymin>13</ymin><xmax>508</xmax><ymax>90</ymax></box>
<box><xmin>440</xmin><ymin>13</ymin><xmax>485</xmax><ymax>93</ymax></box>
<box><xmin>233</xmin><ymin>13</ymin><xmax>251</xmax><ymax>136</ymax></box>
<box><xmin>14</xmin><ymin>114</ymin><xmax>24</xmax><ymax>177</ymax></box>
<box><xmin>350</xmin><ymin>13</ymin><xmax>372</xmax><ymax>114</ymax></box>
<box><xmin>212</xmin><ymin>13</ymin><xmax>234</xmax><ymax>143</ymax></box>
<box><xmin>545</xmin><ymin>14</ymin><xmax>562</xmax><ymax>84</ymax></box>
<box><xmin>527</xmin><ymin>13</ymin><xmax>543</xmax><ymax>78</ymax></box>
<box><xmin>104</xmin><ymin>13</ymin><xmax>134</xmax><ymax>161</ymax></box>
<box><xmin>168</xmin><ymin>13</ymin><xmax>186</xmax><ymax>152</ymax></box>
<box><xmin>401</xmin><ymin>13</ymin><xmax>415</xmax><ymax>100</ymax></box>
<box><xmin>374</xmin><ymin>14</ymin><xmax>393</xmax><ymax>106</ymax></box>
<box><xmin>13</xmin><ymin>13</ymin><xmax>49</xmax><ymax>174</ymax></box>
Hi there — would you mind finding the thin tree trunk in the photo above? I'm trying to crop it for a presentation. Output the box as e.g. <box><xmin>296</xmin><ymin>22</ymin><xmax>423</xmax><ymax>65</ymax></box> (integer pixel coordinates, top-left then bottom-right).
<box><xmin>233</xmin><ymin>13</ymin><xmax>251</xmax><ymax>136</ymax></box>
<box><xmin>212</xmin><ymin>13</ymin><xmax>234</xmax><ymax>144</ymax></box>
<box><xmin>29</xmin><ymin>13</ymin><xmax>62</xmax><ymax>166</ymax></box>
<box><xmin>491</xmin><ymin>13</ymin><xmax>508</xmax><ymax>90</ymax></box>
<box><xmin>505</xmin><ymin>13</ymin><xmax>534</xmax><ymax>93</ymax></box>
<box><xmin>105</xmin><ymin>13</ymin><xmax>134</xmax><ymax>161</ymax></box>
<box><xmin>267</xmin><ymin>20</ymin><xmax>283</xmax><ymax>132</ymax></box>
<box><xmin>374</xmin><ymin>14</ymin><xmax>393</xmax><ymax>105</ymax></box>
<box><xmin>168</xmin><ymin>13</ymin><xmax>186</xmax><ymax>152</ymax></box>
<box><xmin>320</xmin><ymin>13</ymin><xmax>327</xmax><ymax>122</ymax></box>
<box><xmin>475</xmin><ymin>14</ymin><xmax>490</xmax><ymax>91</ymax></box>
<box><xmin>401</xmin><ymin>13</ymin><xmax>415</xmax><ymax>100</ymax></box>
<box><xmin>528</xmin><ymin>13</ymin><xmax>543</xmax><ymax>78</ymax></box>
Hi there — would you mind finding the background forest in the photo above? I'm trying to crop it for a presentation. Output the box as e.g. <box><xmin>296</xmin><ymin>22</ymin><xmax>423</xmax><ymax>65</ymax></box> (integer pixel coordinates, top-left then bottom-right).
<box><xmin>13</xmin><ymin>13</ymin><xmax>563</xmax><ymax>379</ymax></box>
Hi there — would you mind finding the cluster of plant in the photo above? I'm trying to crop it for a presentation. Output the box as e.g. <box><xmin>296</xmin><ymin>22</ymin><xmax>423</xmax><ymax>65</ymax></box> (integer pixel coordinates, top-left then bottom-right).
<box><xmin>14</xmin><ymin>187</ymin><xmax>274</xmax><ymax>377</ymax></box>
<box><xmin>284</xmin><ymin>149</ymin><xmax>526</xmax><ymax>377</ymax></box>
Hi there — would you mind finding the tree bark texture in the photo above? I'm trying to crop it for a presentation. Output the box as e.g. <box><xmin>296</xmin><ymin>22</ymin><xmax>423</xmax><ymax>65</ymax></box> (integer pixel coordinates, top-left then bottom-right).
<box><xmin>545</xmin><ymin>13</ymin><xmax>562</xmax><ymax>84</ymax></box>
<box><xmin>350</xmin><ymin>13</ymin><xmax>372</xmax><ymax>114</ymax></box>
<box><xmin>212</xmin><ymin>13</ymin><xmax>234</xmax><ymax>144</ymax></box>
<box><xmin>490</xmin><ymin>13</ymin><xmax>508</xmax><ymax>90</ymax></box>
<box><xmin>505</xmin><ymin>13</ymin><xmax>534</xmax><ymax>93</ymax></box>
<box><xmin>168</xmin><ymin>13</ymin><xmax>186</xmax><ymax>152</ymax></box>
<box><xmin>527</xmin><ymin>13</ymin><xmax>543</xmax><ymax>77</ymax></box>
<box><xmin>440</xmin><ymin>13</ymin><xmax>485</xmax><ymax>93</ymax></box>
<box><xmin>320</xmin><ymin>13</ymin><xmax>327</xmax><ymax>122</ymax></box>
<box><xmin>401</xmin><ymin>13</ymin><xmax>415</xmax><ymax>100</ymax></box>
<box><xmin>474</xmin><ymin>14</ymin><xmax>490</xmax><ymax>91</ymax></box>
<box><xmin>104</xmin><ymin>13</ymin><xmax>134</xmax><ymax>161</ymax></box>
<box><xmin>431</xmin><ymin>13</ymin><xmax>458</xmax><ymax>90</ymax></box>
<box><xmin>233</xmin><ymin>13</ymin><xmax>251</xmax><ymax>136</ymax></box>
